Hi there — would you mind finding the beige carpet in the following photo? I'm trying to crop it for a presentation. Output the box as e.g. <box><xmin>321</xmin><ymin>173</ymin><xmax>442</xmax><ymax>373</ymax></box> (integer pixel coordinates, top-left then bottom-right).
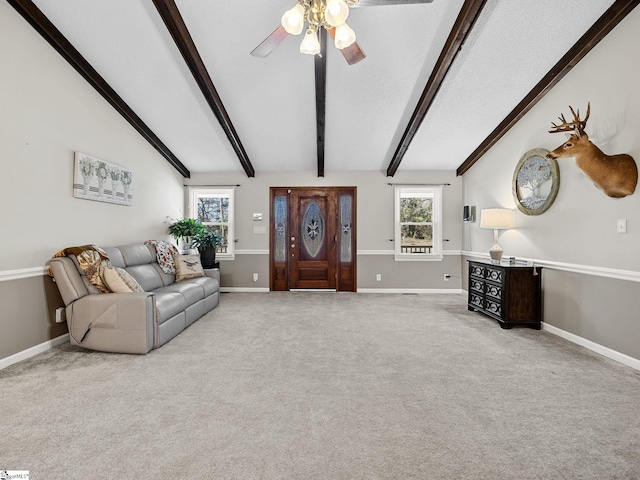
<box><xmin>2</xmin><ymin>292</ymin><xmax>640</xmax><ymax>479</ymax></box>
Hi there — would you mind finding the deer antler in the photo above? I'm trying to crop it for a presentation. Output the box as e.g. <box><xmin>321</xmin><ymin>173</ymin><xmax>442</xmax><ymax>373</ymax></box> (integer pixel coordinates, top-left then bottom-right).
<box><xmin>549</xmin><ymin>102</ymin><xmax>591</xmax><ymax>135</ymax></box>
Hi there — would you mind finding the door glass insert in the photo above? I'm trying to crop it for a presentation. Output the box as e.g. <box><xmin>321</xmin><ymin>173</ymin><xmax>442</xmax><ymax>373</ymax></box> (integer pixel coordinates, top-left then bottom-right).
<box><xmin>302</xmin><ymin>201</ymin><xmax>324</xmax><ymax>258</ymax></box>
<box><xmin>340</xmin><ymin>194</ymin><xmax>352</xmax><ymax>263</ymax></box>
<box><xmin>274</xmin><ymin>196</ymin><xmax>287</xmax><ymax>262</ymax></box>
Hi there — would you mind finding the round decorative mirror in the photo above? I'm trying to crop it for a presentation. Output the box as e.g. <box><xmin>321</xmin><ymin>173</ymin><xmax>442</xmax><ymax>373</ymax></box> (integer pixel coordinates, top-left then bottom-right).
<box><xmin>512</xmin><ymin>148</ymin><xmax>560</xmax><ymax>216</ymax></box>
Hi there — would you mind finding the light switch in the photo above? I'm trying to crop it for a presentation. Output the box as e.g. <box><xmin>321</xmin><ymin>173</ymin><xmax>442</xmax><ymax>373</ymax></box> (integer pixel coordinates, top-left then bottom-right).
<box><xmin>253</xmin><ymin>213</ymin><xmax>263</xmax><ymax>221</ymax></box>
<box><xmin>617</xmin><ymin>219</ymin><xmax>627</xmax><ymax>234</ymax></box>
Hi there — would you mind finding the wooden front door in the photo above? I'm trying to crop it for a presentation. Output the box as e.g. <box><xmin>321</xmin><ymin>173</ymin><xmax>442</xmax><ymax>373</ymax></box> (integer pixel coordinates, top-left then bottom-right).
<box><xmin>290</xmin><ymin>188</ymin><xmax>336</xmax><ymax>289</ymax></box>
<box><xmin>270</xmin><ymin>187</ymin><xmax>356</xmax><ymax>292</ymax></box>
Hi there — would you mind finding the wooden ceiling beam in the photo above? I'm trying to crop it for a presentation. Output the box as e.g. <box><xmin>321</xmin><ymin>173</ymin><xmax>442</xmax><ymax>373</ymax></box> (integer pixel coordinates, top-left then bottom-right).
<box><xmin>386</xmin><ymin>0</ymin><xmax>487</xmax><ymax>177</ymax></box>
<box><xmin>152</xmin><ymin>0</ymin><xmax>255</xmax><ymax>178</ymax></box>
<box><xmin>456</xmin><ymin>0</ymin><xmax>640</xmax><ymax>176</ymax></box>
<box><xmin>7</xmin><ymin>0</ymin><xmax>191</xmax><ymax>178</ymax></box>
<box><xmin>315</xmin><ymin>29</ymin><xmax>328</xmax><ymax>178</ymax></box>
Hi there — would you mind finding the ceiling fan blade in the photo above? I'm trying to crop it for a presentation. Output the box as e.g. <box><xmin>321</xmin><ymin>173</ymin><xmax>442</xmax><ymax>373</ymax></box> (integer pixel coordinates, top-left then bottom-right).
<box><xmin>250</xmin><ymin>25</ymin><xmax>291</xmax><ymax>58</ymax></box>
<box><xmin>339</xmin><ymin>41</ymin><xmax>366</xmax><ymax>65</ymax></box>
<box><xmin>327</xmin><ymin>28</ymin><xmax>366</xmax><ymax>65</ymax></box>
<box><xmin>351</xmin><ymin>0</ymin><xmax>433</xmax><ymax>6</ymax></box>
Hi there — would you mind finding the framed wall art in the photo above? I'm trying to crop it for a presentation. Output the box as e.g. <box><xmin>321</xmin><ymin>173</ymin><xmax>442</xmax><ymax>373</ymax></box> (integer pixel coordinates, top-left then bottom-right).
<box><xmin>512</xmin><ymin>148</ymin><xmax>559</xmax><ymax>216</ymax></box>
<box><xmin>73</xmin><ymin>152</ymin><xmax>132</xmax><ymax>206</ymax></box>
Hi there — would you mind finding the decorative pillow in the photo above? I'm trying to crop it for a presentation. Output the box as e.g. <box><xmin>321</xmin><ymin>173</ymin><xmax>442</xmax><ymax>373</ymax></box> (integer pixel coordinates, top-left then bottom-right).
<box><xmin>69</xmin><ymin>255</ymin><xmax>101</xmax><ymax>294</ymax></box>
<box><xmin>145</xmin><ymin>240</ymin><xmax>179</xmax><ymax>274</ymax></box>
<box><xmin>102</xmin><ymin>265</ymin><xmax>144</xmax><ymax>293</ymax></box>
<box><xmin>174</xmin><ymin>254</ymin><xmax>205</xmax><ymax>282</ymax></box>
<box><xmin>68</xmin><ymin>250</ymin><xmax>110</xmax><ymax>293</ymax></box>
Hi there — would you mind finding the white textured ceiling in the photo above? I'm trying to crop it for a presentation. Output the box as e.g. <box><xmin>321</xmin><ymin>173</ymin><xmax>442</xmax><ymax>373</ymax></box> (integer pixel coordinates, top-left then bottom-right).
<box><xmin>30</xmin><ymin>0</ymin><xmax>616</xmax><ymax>175</ymax></box>
<box><xmin>401</xmin><ymin>0</ymin><xmax>615</xmax><ymax>170</ymax></box>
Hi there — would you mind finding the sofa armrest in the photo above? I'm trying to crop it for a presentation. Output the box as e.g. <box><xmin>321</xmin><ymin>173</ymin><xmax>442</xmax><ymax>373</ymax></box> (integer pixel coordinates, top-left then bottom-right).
<box><xmin>204</xmin><ymin>268</ymin><xmax>220</xmax><ymax>283</ymax></box>
<box><xmin>66</xmin><ymin>292</ymin><xmax>156</xmax><ymax>354</ymax></box>
<box><xmin>49</xmin><ymin>257</ymin><xmax>89</xmax><ymax>305</ymax></box>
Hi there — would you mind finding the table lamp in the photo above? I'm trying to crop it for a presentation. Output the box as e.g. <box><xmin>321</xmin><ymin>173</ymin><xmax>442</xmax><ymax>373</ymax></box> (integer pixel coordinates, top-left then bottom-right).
<box><xmin>480</xmin><ymin>208</ymin><xmax>514</xmax><ymax>263</ymax></box>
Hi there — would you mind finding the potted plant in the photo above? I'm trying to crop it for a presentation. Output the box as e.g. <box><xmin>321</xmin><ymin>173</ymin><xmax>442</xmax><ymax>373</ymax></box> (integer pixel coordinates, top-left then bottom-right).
<box><xmin>168</xmin><ymin>218</ymin><xmax>206</xmax><ymax>253</ymax></box>
<box><xmin>191</xmin><ymin>230</ymin><xmax>224</xmax><ymax>269</ymax></box>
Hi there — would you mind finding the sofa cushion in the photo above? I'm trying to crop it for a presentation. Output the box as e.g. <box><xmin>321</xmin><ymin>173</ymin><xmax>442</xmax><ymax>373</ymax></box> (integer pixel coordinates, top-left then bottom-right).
<box><xmin>153</xmin><ymin>292</ymin><xmax>187</xmax><ymax>324</ymax></box>
<box><xmin>119</xmin><ymin>244</ymin><xmax>156</xmax><ymax>267</ymax></box>
<box><xmin>152</xmin><ymin>263</ymin><xmax>176</xmax><ymax>287</ymax></box>
<box><xmin>155</xmin><ymin>281</ymin><xmax>204</xmax><ymax>305</ymax></box>
<box><xmin>174</xmin><ymin>254</ymin><xmax>205</xmax><ymax>282</ymax></box>
<box><xmin>102</xmin><ymin>266</ymin><xmax>144</xmax><ymax>293</ymax></box>
<box><xmin>186</xmin><ymin>276</ymin><xmax>219</xmax><ymax>297</ymax></box>
<box><xmin>102</xmin><ymin>247</ymin><xmax>126</xmax><ymax>268</ymax></box>
<box><xmin>125</xmin><ymin>264</ymin><xmax>164</xmax><ymax>292</ymax></box>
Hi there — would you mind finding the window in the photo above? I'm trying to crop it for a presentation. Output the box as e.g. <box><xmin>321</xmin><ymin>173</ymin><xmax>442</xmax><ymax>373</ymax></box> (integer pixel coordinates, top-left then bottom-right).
<box><xmin>394</xmin><ymin>186</ymin><xmax>442</xmax><ymax>261</ymax></box>
<box><xmin>189</xmin><ymin>187</ymin><xmax>234</xmax><ymax>259</ymax></box>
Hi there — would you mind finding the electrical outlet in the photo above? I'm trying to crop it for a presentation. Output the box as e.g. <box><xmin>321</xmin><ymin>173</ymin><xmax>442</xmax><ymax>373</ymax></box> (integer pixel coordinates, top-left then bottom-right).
<box><xmin>55</xmin><ymin>307</ymin><xmax>66</xmax><ymax>323</ymax></box>
<box><xmin>617</xmin><ymin>219</ymin><xmax>627</xmax><ymax>234</ymax></box>
<box><xmin>376</xmin><ymin>274</ymin><xmax>381</xmax><ymax>281</ymax></box>
<box><xmin>443</xmin><ymin>274</ymin><xmax>451</xmax><ymax>281</ymax></box>
<box><xmin>253</xmin><ymin>273</ymin><xmax>258</xmax><ymax>282</ymax></box>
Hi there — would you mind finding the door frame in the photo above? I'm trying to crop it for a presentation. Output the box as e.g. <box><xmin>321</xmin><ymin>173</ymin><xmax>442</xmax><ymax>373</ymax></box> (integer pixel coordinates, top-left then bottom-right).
<box><xmin>269</xmin><ymin>186</ymin><xmax>357</xmax><ymax>292</ymax></box>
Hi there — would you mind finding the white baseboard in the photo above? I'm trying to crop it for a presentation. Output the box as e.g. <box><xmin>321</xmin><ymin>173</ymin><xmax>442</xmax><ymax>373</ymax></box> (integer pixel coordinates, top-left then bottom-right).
<box><xmin>0</xmin><ymin>334</ymin><xmax>69</xmax><ymax>371</ymax></box>
<box><xmin>543</xmin><ymin>323</ymin><xmax>640</xmax><ymax>371</ymax></box>
<box><xmin>220</xmin><ymin>288</ymin><xmax>464</xmax><ymax>294</ymax></box>
<box><xmin>357</xmin><ymin>288</ymin><xmax>464</xmax><ymax>294</ymax></box>
<box><xmin>220</xmin><ymin>287</ymin><xmax>270</xmax><ymax>293</ymax></box>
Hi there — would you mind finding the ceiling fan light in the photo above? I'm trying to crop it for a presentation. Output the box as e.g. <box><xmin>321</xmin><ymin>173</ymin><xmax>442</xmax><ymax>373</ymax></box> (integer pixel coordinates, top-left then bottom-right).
<box><xmin>300</xmin><ymin>27</ymin><xmax>321</xmax><ymax>55</ymax></box>
<box><xmin>334</xmin><ymin>23</ymin><xmax>356</xmax><ymax>49</ymax></box>
<box><xmin>325</xmin><ymin>0</ymin><xmax>349</xmax><ymax>27</ymax></box>
<box><xmin>281</xmin><ymin>3</ymin><xmax>305</xmax><ymax>35</ymax></box>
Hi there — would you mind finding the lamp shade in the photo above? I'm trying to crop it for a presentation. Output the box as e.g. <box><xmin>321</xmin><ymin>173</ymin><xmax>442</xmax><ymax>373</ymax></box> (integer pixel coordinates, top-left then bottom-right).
<box><xmin>325</xmin><ymin>0</ymin><xmax>349</xmax><ymax>27</ymax></box>
<box><xmin>300</xmin><ymin>27</ymin><xmax>321</xmax><ymax>55</ymax></box>
<box><xmin>480</xmin><ymin>209</ymin><xmax>514</xmax><ymax>230</ymax></box>
<box><xmin>281</xmin><ymin>3</ymin><xmax>305</xmax><ymax>35</ymax></box>
<box><xmin>334</xmin><ymin>22</ymin><xmax>356</xmax><ymax>49</ymax></box>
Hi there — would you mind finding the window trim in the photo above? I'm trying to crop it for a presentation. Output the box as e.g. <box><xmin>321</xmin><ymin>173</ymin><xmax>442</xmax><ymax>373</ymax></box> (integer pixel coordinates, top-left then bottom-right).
<box><xmin>188</xmin><ymin>187</ymin><xmax>235</xmax><ymax>260</ymax></box>
<box><xmin>394</xmin><ymin>185</ymin><xmax>443</xmax><ymax>261</ymax></box>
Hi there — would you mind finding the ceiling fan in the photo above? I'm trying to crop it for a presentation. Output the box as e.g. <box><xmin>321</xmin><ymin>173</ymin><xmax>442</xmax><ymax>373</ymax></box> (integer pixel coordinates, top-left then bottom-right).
<box><xmin>250</xmin><ymin>0</ymin><xmax>435</xmax><ymax>65</ymax></box>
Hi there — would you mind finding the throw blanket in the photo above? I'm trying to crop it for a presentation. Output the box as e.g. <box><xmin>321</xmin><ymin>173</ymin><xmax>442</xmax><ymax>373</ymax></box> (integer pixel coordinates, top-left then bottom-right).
<box><xmin>50</xmin><ymin>245</ymin><xmax>111</xmax><ymax>293</ymax></box>
<box><xmin>145</xmin><ymin>240</ymin><xmax>179</xmax><ymax>274</ymax></box>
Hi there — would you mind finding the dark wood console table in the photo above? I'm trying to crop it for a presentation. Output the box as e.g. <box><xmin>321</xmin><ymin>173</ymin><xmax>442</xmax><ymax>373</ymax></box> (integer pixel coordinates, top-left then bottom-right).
<box><xmin>467</xmin><ymin>259</ymin><xmax>543</xmax><ymax>329</ymax></box>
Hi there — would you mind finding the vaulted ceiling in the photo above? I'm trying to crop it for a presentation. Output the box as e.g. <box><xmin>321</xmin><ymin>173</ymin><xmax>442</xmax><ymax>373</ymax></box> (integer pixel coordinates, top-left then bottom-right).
<box><xmin>8</xmin><ymin>0</ymin><xmax>638</xmax><ymax>178</ymax></box>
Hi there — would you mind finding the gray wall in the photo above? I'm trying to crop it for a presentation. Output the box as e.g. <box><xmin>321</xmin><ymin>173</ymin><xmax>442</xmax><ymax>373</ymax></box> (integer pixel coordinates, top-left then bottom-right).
<box><xmin>461</xmin><ymin>8</ymin><xmax>640</xmax><ymax>360</ymax></box>
<box><xmin>185</xmin><ymin>170</ymin><xmax>463</xmax><ymax>291</ymax></box>
<box><xmin>0</xmin><ymin>276</ymin><xmax>67</xmax><ymax>356</ymax></box>
<box><xmin>0</xmin><ymin>3</ymin><xmax>184</xmax><ymax>361</ymax></box>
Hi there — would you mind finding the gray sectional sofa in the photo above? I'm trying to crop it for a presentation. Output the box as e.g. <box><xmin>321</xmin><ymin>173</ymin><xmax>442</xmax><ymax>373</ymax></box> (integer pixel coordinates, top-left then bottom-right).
<box><xmin>49</xmin><ymin>243</ymin><xmax>219</xmax><ymax>354</ymax></box>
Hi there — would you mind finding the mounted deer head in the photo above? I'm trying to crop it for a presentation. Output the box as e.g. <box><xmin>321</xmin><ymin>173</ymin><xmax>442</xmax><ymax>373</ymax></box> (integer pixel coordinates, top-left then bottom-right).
<box><xmin>547</xmin><ymin>103</ymin><xmax>637</xmax><ymax>198</ymax></box>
